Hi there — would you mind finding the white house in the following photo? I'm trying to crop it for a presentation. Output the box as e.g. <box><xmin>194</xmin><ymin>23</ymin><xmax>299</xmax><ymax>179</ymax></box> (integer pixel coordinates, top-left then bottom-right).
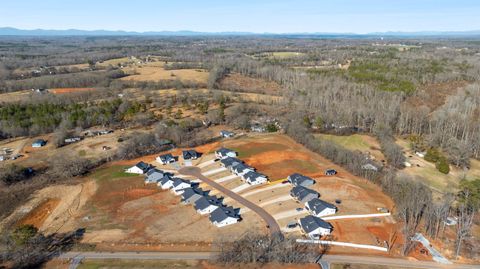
<box><xmin>220</xmin><ymin>130</ymin><xmax>235</xmax><ymax>138</ymax></box>
<box><xmin>243</xmin><ymin>171</ymin><xmax>268</xmax><ymax>185</ymax></box>
<box><xmin>298</xmin><ymin>215</ymin><xmax>333</xmax><ymax>239</ymax></box>
<box><xmin>125</xmin><ymin>161</ymin><xmax>151</xmax><ymax>174</ymax></box>
<box><xmin>171</xmin><ymin>178</ymin><xmax>192</xmax><ymax>195</ymax></box>
<box><xmin>209</xmin><ymin>206</ymin><xmax>241</xmax><ymax>227</ymax></box>
<box><xmin>305</xmin><ymin>198</ymin><xmax>337</xmax><ymax>217</ymax></box>
<box><xmin>215</xmin><ymin>148</ymin><xmax>237</xmax><ymax>159</ymax></box>
<box><xmin>194</xmin><ymin>196</ymin><xmax>223</xmax><ymax>215</ymax></box>
<box><xmin>156</xmin><ymin>153</ymin><xmax>176</xmax><ymax>165</ymax></box>
<box><xmin>158</xmin><ymin>175</ymin><xmax>175</xmax><ymax>190</ymax></box>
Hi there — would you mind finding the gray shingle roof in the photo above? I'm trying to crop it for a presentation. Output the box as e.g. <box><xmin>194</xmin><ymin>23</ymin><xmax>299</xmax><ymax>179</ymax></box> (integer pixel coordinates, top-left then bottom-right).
<box><xmin>299</xmin><ymin>215</ymin><xmax>332</xmax><ymax>233</ymax></box>
<box><xmin>159</xmin><ymin>153</ymin><xmax>175</xmax><ymax>162</ymax></box>
<box><xmin>216</xmin><ymin>147</ymin><xmax>235</xmax><ymax>156</ymax></box>
<box><xmin>220</xmin><ymin>157</ymin><xmax>242</xmax><ymax>168</ymax></box>
<box><xmin>194</xmin><ymin>195</ymin><xmax>223</xmax><ymax>210</ymax></box>
<box><xmin>233</xmin><ymin>163</ymin><xmax>253</xmax><ymax>173</ymax></box>
<box><xmin>290</xmin><ymin>186</ymin><xmax>319</xmax><ymax>203</ymax></box>
<box><xmin>135</xmin><ymin>161</ymin><xmax>151</xmax><ymax>172</ymax></box>
<box><xmin>182</xmin><ymin>150</ymin><xmax>199</xmax><ymax>160</ymax></box>
<box><xmin>181</xmin><ymin>187</ymin><xmax>204</xmax><ymax>204</ymax></box>
<box><xmin>145</xmin><ymin>169</ymin><xmax>164</xmax><ymax>182</ymax></box>
<box><xmin>244</xmin><ymin>171</ymin><xmax>266</xmax><ymax>181</ymax></box>
<box><xmin>288</xmin><ymin>173</ymin><xmax>315</xmax><ymax>187</ymax></box>
<box><xmin>209</xmin><ymin>206</ymin><xmax>240</xmax><ymax>223</ymax></box>
<box><xmin>172</xmin><ymin>178</ymin><xmax>191</xmax><ymax>188</ymax></box>
<box><xmin>159</xmin><ymin>174</ymin><xmax>173</xmax><ymax>185</ymax></box>
<box><xmin>306</xmin><ymin>198</ymin><xmax>336</xmax><ymax>215</ymax></box>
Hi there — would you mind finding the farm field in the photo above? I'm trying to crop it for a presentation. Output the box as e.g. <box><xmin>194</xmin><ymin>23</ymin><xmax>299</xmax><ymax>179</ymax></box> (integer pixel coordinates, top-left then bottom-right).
<box><xmin>121</xmin><ymin>61</ymin><xmax>209</xmax><ymax>83</ymax></box>
<box><xmin>315</xmin><ymin>134</ymin><xmax>385</xmax><ymax>161</ymax></box>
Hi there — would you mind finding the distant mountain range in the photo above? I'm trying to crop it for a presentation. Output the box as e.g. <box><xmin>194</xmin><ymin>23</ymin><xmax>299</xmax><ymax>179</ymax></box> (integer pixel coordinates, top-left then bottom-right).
<box><xmin>1</xmin><ymin>27</ymin><xmax>480</xmax><ymax>37</ymax></box>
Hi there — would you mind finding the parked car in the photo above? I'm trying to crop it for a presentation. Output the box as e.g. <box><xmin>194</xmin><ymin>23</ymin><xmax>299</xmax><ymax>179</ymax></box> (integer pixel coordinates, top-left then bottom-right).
<box><xmin>295</xmin><ymin>207</ymin><xmax>304</xmax><ymax>212</ymax></box>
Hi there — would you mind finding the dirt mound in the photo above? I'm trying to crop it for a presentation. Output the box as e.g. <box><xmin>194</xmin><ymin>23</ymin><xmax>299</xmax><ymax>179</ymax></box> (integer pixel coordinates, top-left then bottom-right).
<box><xmin>17</xmin><ymin>199</ymin><xmax>60</xmax><ymax>228</ymax></box>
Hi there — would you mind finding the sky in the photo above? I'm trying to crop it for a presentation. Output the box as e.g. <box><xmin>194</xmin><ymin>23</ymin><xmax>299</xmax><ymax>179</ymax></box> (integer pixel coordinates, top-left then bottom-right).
<box><xmin>1</xmin><ymin>0</ymin><xmax>480</xmax><ymax>33</ymax></box>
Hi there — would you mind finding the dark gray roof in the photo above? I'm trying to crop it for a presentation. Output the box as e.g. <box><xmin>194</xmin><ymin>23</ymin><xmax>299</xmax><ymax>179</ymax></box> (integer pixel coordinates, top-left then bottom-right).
<box><xmin>159</xmin><ymin>174</ymin><xmax>174</xmax><ymax>186</ymax></box>
<box><xmin>159</xmin><ymin>153</ymin><xmax>175</xmax><ymax>162</ymax></box>
<box><xmin>306</xmin><ymin>198</ymin><xmax>336</xmax><ymax>214</ymax></box>
<box><xmin>145</xmin><ymin>169</ymin><xmax>164</xmax><ymax>182</ymax></box>
<box><xmin>244</xmin><ymin>171</ymin><xmax>266</xmax><ymax>181</ymax></box>
<box><xmin>183</xmin><ymin>150</ymin><xmax>199</xmax><ymax>159</ymax></box>
<box><xmin>194</xmin><ymin>195</ymin><xmax>223</xmax><ymax>210</ymax></box>
<box><xmin>220</xmin><ymin>157</ymin><xmax>242</xmax><ymax>167</ymax></box>
<box><xmin>233</xmin><ymin>163</ymin><xmax>253</xmax><ymax>173</ymax></box>
<box><xmin>181</xmin><ymin>187</ymin><xmax>205</xmax><ymax>203</ymax></box>
<box><xmin>172</xmin><ymin>178</ymin><xmax>191</xmax><ymax>188</ymax></box>
<box><xmin>290</xmin><ymin>186</ymin><xmax>319</xmax><ymax>202</ymax></box>
<box><xmin>220</xmin><ymin>130</ymin><xmax>234</xmax><ymax>136</ymax></box>
<box><xmin>288</xmin><ymin>173</ymin><xmax>315</xmax><ymax>187</ymax></box>
<box><xmin>299</xmin><ymin>215</ymin><xmax>332</xmax><ymax>233</ymax></box>
<box><xmin>135</xmin><ymin>161</ymin><xmax>151</xmax><ymax>172</ymax></box>
<box><xmin>209</xmin><ymin>206</ymin><xmax>240</xmax><ymax>223</ymax></box>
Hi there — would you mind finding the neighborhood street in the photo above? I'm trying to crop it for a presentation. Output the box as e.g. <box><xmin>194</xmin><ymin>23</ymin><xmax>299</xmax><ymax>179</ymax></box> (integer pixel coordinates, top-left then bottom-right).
<box><xmin>179</xmin><ymin>166</ymin><xmax>282</xmax><ymax>235</ymax></box>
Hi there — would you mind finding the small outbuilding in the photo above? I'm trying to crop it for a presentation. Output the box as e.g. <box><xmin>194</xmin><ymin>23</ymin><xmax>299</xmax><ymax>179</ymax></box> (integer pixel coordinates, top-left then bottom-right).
<box><xmin>220</xmin><ymin>130</ymin><xmax>235</xmax><ymax>138</ymax></box>
<box><xmin>325</xmin><ymin>169</ymin><xmax>337</xmax><ymax>176</ymax></box>
<box><xmin>32</xmin><ymin>139</ymin><xmax>47</xmax><ymax>148</ymax></box>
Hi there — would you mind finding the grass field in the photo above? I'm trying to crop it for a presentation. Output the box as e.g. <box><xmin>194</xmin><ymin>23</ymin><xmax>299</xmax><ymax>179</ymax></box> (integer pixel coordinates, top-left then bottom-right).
<box><xmin>396</xmin><ymin>138</ymin><xmax>480</xmax><ymax>194</ymax></box>
<box><xmin>121</xmin><ymin>61</ymin><xmax>209</xmax><ymax>83</ymax></box>
<box><xmin>316</xmin><ymin>134</ymin><xmax>385</xmax><ymax>161</ymax></box>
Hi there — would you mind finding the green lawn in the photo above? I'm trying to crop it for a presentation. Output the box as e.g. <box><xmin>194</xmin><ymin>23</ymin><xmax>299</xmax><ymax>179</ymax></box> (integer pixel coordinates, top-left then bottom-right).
<box><xmin>316</xmin><ymin>134</ymin><xmax>381</xmax><ymax>155</ymax></box>
<box><xmin>90</xmin><ymin>165</ymin><xmax>139</xmax><ymax>182</ymax></box>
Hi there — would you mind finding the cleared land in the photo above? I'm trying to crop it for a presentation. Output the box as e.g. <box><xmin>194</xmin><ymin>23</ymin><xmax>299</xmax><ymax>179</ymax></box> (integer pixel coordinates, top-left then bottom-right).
<box><xmin>396</xmin><ymin>138</ymin><xmax>480</xmax><ymax>193</ymax></box>
<box><xmin>315</xmin><ymin>134</ymin><xmax>385</xmax><ymax>161</ymax></box>
<box><xmin>121</xmin><ymin>61</ymin><xmax>209</xmax><ymax>83</ymax></box>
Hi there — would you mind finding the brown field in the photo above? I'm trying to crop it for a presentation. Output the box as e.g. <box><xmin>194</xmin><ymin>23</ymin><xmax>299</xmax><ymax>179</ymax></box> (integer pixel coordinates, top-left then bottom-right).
<box><xmin>17</xmin><ymin>199</ymin><xmax>60</xmax><ymax>228</ymax></box>
<box><xmin>219</xmin><ymin>73</ymin><xmax>282</xmax><ymax>95</ymax></box>
<box><xmin>406</xmin><ymin>80</ymin><xmax>468</xmax><ymax>110</ymax></box>
<box><xmin>121</xmin><ymin>61</ymin><xmax>209</xmax><ymax>83</ymax></box>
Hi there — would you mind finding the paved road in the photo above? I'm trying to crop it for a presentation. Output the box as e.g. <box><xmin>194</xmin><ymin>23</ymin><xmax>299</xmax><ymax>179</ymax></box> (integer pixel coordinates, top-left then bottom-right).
<box><xmin>179</xmin><ymin>166</ymin><xmax>281</xmax><ymax>235</ymax></box>
<box><xmin>59</xmin><ymin>252</ymin><xmax>480</xmax><ymax>269</ymax></box>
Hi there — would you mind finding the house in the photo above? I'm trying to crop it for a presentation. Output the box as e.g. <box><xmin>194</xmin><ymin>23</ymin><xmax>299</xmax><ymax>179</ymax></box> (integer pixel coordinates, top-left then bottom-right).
<box><xmin>305</xmin><ymin>198</ymin><xmax>337</xmax><ymax>217</ymax></box>
<box><xmin>98</xmin><ymin>130</ymin><xmax>113</xmax><ymax>135</ymax></box>
<box><xmin>220</xmin><ymin>157</ymin><xmax>242</xmax><ymax>169</ymax></box>
<box><xmin>32</xmin><ymin>139</ymin><xmax>47</xmax><ymax>148</ymax></box>
<box><xmin>158</xmin><ymin>175</ymin><xmax>175</xmax><ymax>190</ymax></box>
<box><xmin>415</xmin><ymin>151</ymin><xmax>426</xmax><ymax>158</ymax></box>
<box><xmin>232</xmin><ymin>163</ymin><xmax>255</xmax><ymax>176</ymax></box>
<box><xmin>288</xmin><ymin>173</ymin><xmax>315</xmax><ymax>187</ymax></box>
<box><xmin>251</xmin><ymin>124</ymin><xmax>265</xmax><ymax>132</ymax></box>
<box><xmin>125</xmin><ymin>161</ymin><xmax>152</xmax><ymax>174</ymax></box>
<box><xmin>182</xmin><ymin>150</ymin><xmax>199</xmax><ymax>160</ymax></box>
<box><xmin>181</xmin><ymin>187</ymin><xmax>205</xmax><ymax>205</ymax></box>
<box><xmin>361</xmin><ymin>163</ymin><xmax>379</xmax><ymax>172</ymax></box>
<box><xmin>0</xmin><ymin>156</ymin><xmax>4</xmax><ymax>162</ymax></box>
<box><xmin>144</xmin><ymin>169</ymin><xmax>164</xmax><ymax>184</ymax></box>
<box><xmin>209</xmin><ymin>206</ymin><xmax>241</xmax><ymax>227</ymax></box>
<box><xmin>215</xmin><ymin>148</ymin><xmax>237</xmax><ymax>159</ymax></box>
<box><xmin>243</xmin><ymin>171</ymin><xmax>268</xmax><ymax>185</ymax></box>
<box><xmin>194</xmin><ymin>195</ymin><xmax>223</xmax><ymax>215</ymax></box>
<box><xmin>298</xmin><ymin>215</ymin><xmax>333</xmax><ymax>239</ymax></box>
<box><xmin>290</xmin><ymin>186</ymin><xmax>320</xmax><ymax>204</ymax></box>
<box><xmin>171</xmin><ymin>178</ymin><xmax>192</xmax><ymax>195</ymax></box>
<box><xmin>325</xmin><ymin>169</ymin><xmax>337</xmax><ymax>176</ymax></box>
<box><xmin>156</xmin><ymin>153</ymin><xmax>176</xmax><ymax>164</ymax></box>
<box><xmin>220</xmin><ymin>130</ymin><xmax>235</xmax><ymax>138</ymax></box>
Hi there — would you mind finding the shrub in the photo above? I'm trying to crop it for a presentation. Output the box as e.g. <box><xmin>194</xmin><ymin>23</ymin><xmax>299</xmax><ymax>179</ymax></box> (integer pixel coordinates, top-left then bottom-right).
<box><xmin>436</xmin><ymin>157</ymin><xmax>450</xmax><ymax>174</ymax></box>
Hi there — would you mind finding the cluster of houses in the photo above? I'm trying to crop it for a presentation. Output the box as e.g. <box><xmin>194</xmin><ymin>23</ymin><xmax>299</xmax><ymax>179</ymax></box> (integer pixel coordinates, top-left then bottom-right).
<box><xmin>125</xmin><ymin>154</ymin><xmax>241</xmax><ymax>228</ymax></box>
<box><xmin>288</xmin><ymin>173</ymin><xmax>337</xmax><ymax>239</ymax></box>
<box><xmin>215</xmin><ymin>148</ymin><xmax>268</xmax><ymax>185</ymax></box>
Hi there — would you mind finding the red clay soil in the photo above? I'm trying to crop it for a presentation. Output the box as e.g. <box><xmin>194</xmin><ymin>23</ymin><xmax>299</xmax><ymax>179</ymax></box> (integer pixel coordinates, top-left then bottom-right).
<box><xmin>49</xmin><ymin>87</ymin><xmax>97</xmax><ymax>94</ymax></box>
<box><xmin>17</xmin><ymin>199</ymin><xmax>60</xmax><ymax>228</ymax></box>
